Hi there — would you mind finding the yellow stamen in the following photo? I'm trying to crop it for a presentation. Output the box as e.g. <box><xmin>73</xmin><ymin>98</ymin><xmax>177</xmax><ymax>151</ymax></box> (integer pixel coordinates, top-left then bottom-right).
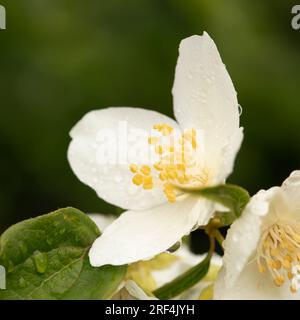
<box><xmin>274</xmin><ymin>275</ymin><xmax>284</xmax><ymax>287</ymax></box>
<box><xmin>154</xmin><ymin>162</ymin><xmax>163</xmax><ymax>171</ymax></box>
<box><xmin>128</xmin><ymin>123</ymin><xmax>208</xmax><ymax>203</ymax></box>
<box><xmin>148</xmin><ymin>136</ymin><xmax>159</xmax><ymax>145</ymax></box>
<box><xmin>290</xmin><ymin>285</ymin><xmax>297</xmax><ymax>294</ymax></box>
<box><xmin>140</xmin><ymin>165</ymin><xmax>151</xmax><ymax>175</ymax></box>
<box><xmin>132</xmin><ymin>174</ymin><xmax>144</xmax><ymax>186</ymax></box>
<box><xmin>155</xmin><ymin>145</ymin><xmax>163</xmax><ymax>155</ymax></box>
<box><xmin>143</xmin><ymin>176</ymin><xmax>153</xmax><ymax>190</ymax></box>
<box><xmin>130</xmin><ymin>164</ymin><xmax>138</xmax><ymax>173</ymax></box>
<box><xmin>257</xmin><ymin>222</ymin><xmax>300</xmax><ymax>293</ymax></box>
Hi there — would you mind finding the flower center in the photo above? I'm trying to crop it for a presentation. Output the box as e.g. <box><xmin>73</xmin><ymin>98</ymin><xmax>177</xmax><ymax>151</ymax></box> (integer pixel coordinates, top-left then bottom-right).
<box><xmin>129</xmin><ymin>123</ymin><xmax>210</xmax><ymax>203</ymax></box>
<box><xmin>257</xmin><ymin>222</ymin><xmax>300</xmax><ymax>293</ymax></box>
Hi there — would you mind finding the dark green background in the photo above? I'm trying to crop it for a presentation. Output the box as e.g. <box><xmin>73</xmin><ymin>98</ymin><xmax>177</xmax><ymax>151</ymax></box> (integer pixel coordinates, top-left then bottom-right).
<box><xmin>1</xmin><ymin>0</ymin><xmax>299</xmax><ymax>233</ymax></box>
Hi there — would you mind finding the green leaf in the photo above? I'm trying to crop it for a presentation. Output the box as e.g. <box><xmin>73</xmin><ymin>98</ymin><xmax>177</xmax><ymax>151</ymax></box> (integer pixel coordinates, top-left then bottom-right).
<box><xmin>0</xmin><ymin>207</ymin><xmax>126</xmax><ymax>300</ymax></box>
<box><xmin>196</xmin><ymin>184</ymin><xmax>250</xmax><ymax>224</ymax></box>
<box><xmin>153</xmin><ymin>254</ymin><xmax>210</xmax><ymax>300</ymax></box>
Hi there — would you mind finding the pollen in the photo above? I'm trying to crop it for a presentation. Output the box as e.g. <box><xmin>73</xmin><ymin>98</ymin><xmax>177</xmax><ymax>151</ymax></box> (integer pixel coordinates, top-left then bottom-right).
<box><xmin>130</xmin><ymin>164</ymin><xmax>138</xmax><ymax>173</ymax></box>
<box><xmin>257</xmin><ymin>222</ymin><xmax>300</xmax><ymax>293</ymax></box>
<box><xmin>129</xmin><ymin>123</ymin><xmax>209</xmax><ymax>203</ymax></box>
<box><xmin>148</xmin><ymin>136</ymin><xmax>159</xmax><ymax>145</ymax></box>
<box><xmin>153</xmin><ymin>123</ymin><xmax>173</xmax><ymax>136</ymax></box>
<box><xmin>143</xmin><ymin>176</ymin><xmax>153</xmax><ymax>190</ymax></box>
<box><xmin>132</xmin><ymin>174</ymin><xmax>144</xmax><ymax>186</ymax></box>
<box><xmin>155</xmin><ymin>145</ymin><xmax>163</xmax><ymax>155</ymax></box>
<box><xmin>140</xmin><ymin>165</ymin><xmax>151</xmax><ymax>175</ymax></box>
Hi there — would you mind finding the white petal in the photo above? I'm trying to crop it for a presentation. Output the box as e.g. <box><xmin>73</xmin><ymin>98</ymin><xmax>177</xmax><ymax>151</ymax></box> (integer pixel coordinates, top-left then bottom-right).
<box><xmin>282</xmin><ymin>170</ymin><xmax>300</xmax><ymax>212</ymax></box>
<box><xmin>152</xmin><ymin>245</ymin><xmax>222</xmax><ymax>288</ymax></box>
<box><xmin>219</xmin><ymin>188</ymin><xmax>279</xmax><ymax>289</ymax></box>
<box><xmin>214</xmin><ymin>127</ymin><xmax>244</xmax><ymax>183</ymax></box>
<box><xmin>214</xmin><ymin>260</ymin><xmax>300</xmax><ymax>300</ymax></box>
<box><xmin>88</xmin><ymin>214</ymin><xmax>115</xmax><ymax>232</ymax></box>
<box><xmin>124</xmin><ymin>280</ymin><xmax>157</xmax><ymax>300</ymax></box>
<box><xmin>152</xmin><ymin>245</ymin><xmax>207</xmax><ymax>288</ymax></box>
<box><xmin>89</xmin><ymin>195</ymin><xmax>204</xmax><ymax>266</ymax></box>
<box><xmin>112</xmin><ymin>280</ymin><xmax>156</xmax><ymax>300</ymax></box>
<box><xmin>68</xmin><ymin>107</ymin><xmax>179</xmax><ymax>210</ymax></box>
<box><xmin>172</xmin><ymin>32</ymin><xmax>240</xmax><ymax>153</ymax></box>
<box><xmin>152</xmin><ymin>245</ymin><xmax>222</xmax><ymax>299</ymax></box>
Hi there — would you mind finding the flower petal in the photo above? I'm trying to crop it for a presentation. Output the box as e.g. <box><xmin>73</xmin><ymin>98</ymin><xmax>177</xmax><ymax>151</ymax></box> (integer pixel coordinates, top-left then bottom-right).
<box><xmin>123</xmin><ymin>280</ymin><xmax>157</xmax><ymax>300</ymax></box>
<box><xmin>68</xmin><ymin>107</ymin><xmax>179</xmax><ymax>210</ymax></box>
<box><xmin>152</xmin><ymin>245</ymin><xmax>222</xmax><ymax>299</ymax></box>
<box><xmin>214</xmin><ymin>260</ymin><xmax>300</xmax><ymax>300</ymax></box>
<box><xmin>89</xmin><ymin>195</ymin><xmax>205</xmax><ymax>266</ymax></box>
<box><xmin>151</xmin><ymin>245</ymin><xmax>207</xmax><ymax>288</ymax></box>
<box><xmin>214</xmin><ymin>127</ymin><xmax>244</xmax><ymax>183</ymax></box>
<box><xmin>112</xmin><ymin>280</ymin><xmax>157</xmax><ymax>300</ymax></box>
<box><xmin>219</xmin><ymin>188</ymin><xmax>279</xmax><ymax>289</ymax></box>
<box><xmin>282</xmin><ymin>170</ymin><xmax>300</xmax><ymax>212</ymax></box>
<box><xmin>88</xmin><ymin>214</ymin><xmax>115</xmax><ymax>232</ymax></box>
<box><xmin>172</xmin><ymin>32</ymin><xmax>240</xmax><ymax>153</ymax></box>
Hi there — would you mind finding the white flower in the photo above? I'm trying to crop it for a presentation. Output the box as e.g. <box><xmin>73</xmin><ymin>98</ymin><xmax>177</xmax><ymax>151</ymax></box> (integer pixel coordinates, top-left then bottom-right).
<box><xmin>68</xmin><ymin>32</ymin><xmax>243</xmax><ymax>267</ymax></box>
<box><xmin>112</xmin><ymin>249</ymin><xmax>222</xmax><ymax>300</ymax></box>
<box><xmin>151</xmin><ymin>246</ymin><xmax>222</xmax><ymax>300</ymax></box>
<box><xmin>90</xmin><ymin>213</ymin><xmax>222</xmax><ymax>300</ymax></box>
<box><xmin>112</xmin><ymin>280</ymin><xmax>157</xmax><ymax>300</ymax></box>
<box><xmin>214</xmin><ymin>170</ymin><xmax>300</xmax><ymax>300</ymax></box>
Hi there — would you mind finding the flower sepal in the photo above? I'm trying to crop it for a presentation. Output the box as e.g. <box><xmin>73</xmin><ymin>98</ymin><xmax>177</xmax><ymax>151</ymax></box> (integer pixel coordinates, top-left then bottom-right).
<box><xmin>181</xmin><ymin>184</ymin><xmax>250</xmax><ymax>226</ymax></box>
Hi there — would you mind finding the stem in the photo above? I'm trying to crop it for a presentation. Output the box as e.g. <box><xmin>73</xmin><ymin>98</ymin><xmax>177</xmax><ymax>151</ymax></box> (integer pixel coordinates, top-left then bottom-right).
<box><xmin>153</xmin><ymin>236</ymin><xmax>215</xmax><ymax>300</ymax></box>
<box><xmin>213</xmin><ymin>229</ymin><xmax>224</xmax><ymax>248</ymax></box>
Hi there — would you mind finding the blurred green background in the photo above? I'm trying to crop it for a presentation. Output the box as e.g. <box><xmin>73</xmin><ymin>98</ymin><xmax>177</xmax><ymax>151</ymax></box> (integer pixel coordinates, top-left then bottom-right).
<box><xmin>0</xmin><ymin>0</ymin><xmax>300</xmax><ymax>234</ymax></box>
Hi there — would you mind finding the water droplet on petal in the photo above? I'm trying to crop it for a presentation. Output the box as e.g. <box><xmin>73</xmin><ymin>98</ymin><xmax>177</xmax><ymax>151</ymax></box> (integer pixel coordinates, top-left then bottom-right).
<box><xmin>187</xmin><ymin>71</ymin><xmax>193</xmax><ymax>80</ymax></box>
<box><xmin>232</xmin><ymin>234</ymin><xmax>238</xmax><ymax>242</ymax></box>
<box><xmin>238</xmin><ymin>104</ymin><xmax>243</xmax><ymax>116</ymax></box>
<box><xmin>205</xmin><ymin>77</ymin><xmax>212</xmax><ymax>84</ymax></box>
<box><xmin>93</xmin><ymin>177</ymin><xmax>98</xmax><ymax>184</ymax></box>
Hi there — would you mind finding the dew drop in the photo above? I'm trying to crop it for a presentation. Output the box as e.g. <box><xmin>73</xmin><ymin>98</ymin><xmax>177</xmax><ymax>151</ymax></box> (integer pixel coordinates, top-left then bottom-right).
<box><xmin>232</xmin><ymin>234</ymin><xmax>238</xmax><ymax>242</ymax></box>
<box><xmin>236</xmin><ymin>263</ymin><xmax>242</xmax><ymax>271</ymax></box>
<box><xmin>238</xmin><ymin>104</ymin><xmax>243</xmax><ymax>116</ymax></box>
<box><xmin>187</xmin><ymin>71</ymin><xmax>193</xmax><ymax>80</ymax></box>
<box><xmin>18</xmin><ymin>277</ymin><xmax>27</xmax><ymax>288</ymax></box>
<box><xmin>93</xmin><ymin>177</ymin><xmax>99</xmax><ymax>184</ymax></box>
<box><xmin>33</xmin><ymin>251</ymin><xmax>48</xmax><ymax>274</ymax></box>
